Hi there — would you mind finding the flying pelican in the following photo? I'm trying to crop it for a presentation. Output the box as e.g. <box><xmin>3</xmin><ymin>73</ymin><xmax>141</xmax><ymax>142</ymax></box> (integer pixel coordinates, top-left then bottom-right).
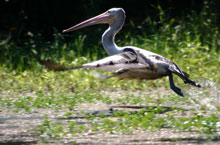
<box><xmin>42</xmin><ymin>8</ymin><xmax>201</xmax><ymax>96</ymax></box>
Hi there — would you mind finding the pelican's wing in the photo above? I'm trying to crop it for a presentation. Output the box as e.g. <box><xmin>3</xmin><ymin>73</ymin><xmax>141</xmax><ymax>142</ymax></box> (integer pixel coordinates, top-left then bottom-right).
<box><xmin>38</xmin><ymin>49</ymin><xmax>153</xmax><ymax>73</ymax></box>
<box><xmin>82</xmin><ymin>50</ymin><xmax>150</xmax><ymax>71</ymax></box>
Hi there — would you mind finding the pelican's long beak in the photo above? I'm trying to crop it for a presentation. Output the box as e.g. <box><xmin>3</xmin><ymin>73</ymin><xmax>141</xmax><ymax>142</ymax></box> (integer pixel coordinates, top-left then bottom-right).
<box><xmin>63</xmin><ymin>12</ymin><xmax>110</xmax><ymax>33</ymax></box>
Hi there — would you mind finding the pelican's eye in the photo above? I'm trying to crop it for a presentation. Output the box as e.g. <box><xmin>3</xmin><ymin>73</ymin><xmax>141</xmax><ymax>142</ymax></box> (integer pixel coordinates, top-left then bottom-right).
<box><xmin>107</xmin><ymin>10</ymin><xmax>111</xmax><ymax>14</ymax></box>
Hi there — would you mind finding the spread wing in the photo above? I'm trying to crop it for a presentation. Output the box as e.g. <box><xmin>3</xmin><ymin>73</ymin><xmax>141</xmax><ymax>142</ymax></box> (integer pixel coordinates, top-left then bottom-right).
<box><xmin>37</xmin><ymin>49</ymin><xmax>153</xmax><ymax>72</ymax></box>
<box><xmin>82</xmin><ymin>49</ymin><xmax>152</xmax><ymax>71</ymax></box>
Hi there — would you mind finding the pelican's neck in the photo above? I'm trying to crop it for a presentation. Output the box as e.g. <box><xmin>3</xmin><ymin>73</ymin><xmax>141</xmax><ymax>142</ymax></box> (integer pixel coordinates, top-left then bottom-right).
<box><xmin>102</xmin><ymin>15</ymin><xmax>125</xmax><ymax>55</ymax></box>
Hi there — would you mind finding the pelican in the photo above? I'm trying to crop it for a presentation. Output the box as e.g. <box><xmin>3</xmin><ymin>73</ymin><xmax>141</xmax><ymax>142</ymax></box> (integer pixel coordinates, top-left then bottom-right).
<box><xmin>43</xmin><ymin>8</ymin><xmax>201</xmax><ymax>96</ymax></box>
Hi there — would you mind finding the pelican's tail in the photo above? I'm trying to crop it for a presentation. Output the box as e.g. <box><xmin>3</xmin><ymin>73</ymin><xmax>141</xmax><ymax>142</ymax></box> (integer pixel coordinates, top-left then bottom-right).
<box><xmin>36</xmin><ymin>57</ymin><xmax>84</xmax><ymax>71</ymax></box>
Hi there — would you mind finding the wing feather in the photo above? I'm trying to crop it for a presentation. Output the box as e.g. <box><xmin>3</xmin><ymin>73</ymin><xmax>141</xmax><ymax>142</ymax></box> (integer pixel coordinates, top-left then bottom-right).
<box><xmin>82</xmin><ymin>50</ymin><xmax>151</xmax><ymax>71</ymax></box>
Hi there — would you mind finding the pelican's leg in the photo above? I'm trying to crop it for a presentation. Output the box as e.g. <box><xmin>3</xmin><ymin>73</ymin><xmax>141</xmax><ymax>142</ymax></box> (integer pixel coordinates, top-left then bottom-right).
<box><xmin>167</xmin><ymin>71</ymin><xmax>184</xmax><ymax>97</ymax></box>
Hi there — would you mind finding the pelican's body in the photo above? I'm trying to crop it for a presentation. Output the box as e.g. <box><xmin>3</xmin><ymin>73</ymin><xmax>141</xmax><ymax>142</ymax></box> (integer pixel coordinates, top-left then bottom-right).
<box><xmin>82</xmin><ymin>47</ymin><xmax>170</xmax><ymax>80</ymax></box>
<box><xmin>50</xmin><ymin>8</ymin><xmax>201</xmax><ymax>96</ymax></box>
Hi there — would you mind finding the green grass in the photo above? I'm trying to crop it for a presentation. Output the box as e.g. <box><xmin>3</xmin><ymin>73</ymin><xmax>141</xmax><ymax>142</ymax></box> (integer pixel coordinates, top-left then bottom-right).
<box><xmin>36</xmin><ymin>110</ymin><xmax>219</xmax><ymax>137</ymax></box>
<box><xmin>0</xmin><ymin>2</ymin><xmax>220</xmax><ymax>143</ymax></box>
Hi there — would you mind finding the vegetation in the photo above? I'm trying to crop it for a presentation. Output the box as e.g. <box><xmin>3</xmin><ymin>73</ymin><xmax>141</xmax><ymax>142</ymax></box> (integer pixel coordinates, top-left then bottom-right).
<box><xmin>0</xmin><ymin>1</ymin><xmax>219</xmax><ymax>144</ymax></box>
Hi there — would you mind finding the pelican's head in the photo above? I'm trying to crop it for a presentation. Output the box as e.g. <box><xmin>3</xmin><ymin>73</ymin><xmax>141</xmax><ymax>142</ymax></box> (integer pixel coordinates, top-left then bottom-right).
<box><xmin>63</xmin><ymin>8</ymin><xmax>125</xmax><ymax>33</ymax></box>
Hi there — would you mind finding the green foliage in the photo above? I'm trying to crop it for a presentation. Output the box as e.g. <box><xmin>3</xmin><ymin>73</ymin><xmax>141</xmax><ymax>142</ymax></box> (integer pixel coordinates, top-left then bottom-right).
<box><xmin>172</xmin><ymin>114</ymin><xmax>219</xmax><ymax>134</ymax></box>
<box><xmin>0</xmin><ymin>91</ymin><xmax>105</xmax><ymax>111</ymax></box>
<box><xmin>37</xmin><ymin>119</ymin><xmax>88</xmax><ymax>137</ymax></box>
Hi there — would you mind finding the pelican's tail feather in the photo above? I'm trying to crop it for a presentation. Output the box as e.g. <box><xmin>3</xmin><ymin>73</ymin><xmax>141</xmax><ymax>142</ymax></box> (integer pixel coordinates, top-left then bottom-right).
<box><xmin>36</xmin><ymin>57</ymin><xmax>84</xmax><ymax>71</ymax></box>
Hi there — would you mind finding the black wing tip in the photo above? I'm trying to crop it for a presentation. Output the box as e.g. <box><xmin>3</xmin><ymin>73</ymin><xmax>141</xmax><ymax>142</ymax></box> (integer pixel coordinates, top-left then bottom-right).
<box><xmin>191</xmin><ymin>82</ymin><xmax>201</xmax><ymax>88</ymax></box>
<box><xmin>196</xmin><ymin>83</ymin><xmax>202</xmax><ymax>88</ymax></box>
<box><xmin>184</xmin><ymin>79</ymin><xmax>201</xmax><ymax>88</ymax></box>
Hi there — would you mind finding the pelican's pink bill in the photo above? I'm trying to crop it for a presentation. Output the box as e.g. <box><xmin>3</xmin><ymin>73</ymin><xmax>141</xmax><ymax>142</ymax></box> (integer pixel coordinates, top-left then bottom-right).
<box><xmin>62</xmin><ymin>12</ymin><xmax>109</xmax><ymax>33</ymax></box>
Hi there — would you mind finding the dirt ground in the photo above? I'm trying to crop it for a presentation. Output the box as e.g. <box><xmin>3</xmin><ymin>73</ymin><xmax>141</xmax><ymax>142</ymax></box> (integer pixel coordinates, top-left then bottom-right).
<box><xmin>0</xmin><ymin>107</ymin><xmax>220</xmax><ymax>145</ymax></box>
<box><xmin>0</xmin><ymin>87</ymin><xmax>219</xmax><ymax>145</ymax></box>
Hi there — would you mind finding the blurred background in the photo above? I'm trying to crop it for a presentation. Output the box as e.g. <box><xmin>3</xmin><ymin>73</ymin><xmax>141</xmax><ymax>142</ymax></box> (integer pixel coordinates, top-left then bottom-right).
<box><xmin>0</xmin><ymin>0</ymin><xmax>220</xmax><ymax>71</ymax></box>
<box><xmin>1</xmin><ymin>0</ymin><xmax>220</xmax><ymax>40</ymax></box>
